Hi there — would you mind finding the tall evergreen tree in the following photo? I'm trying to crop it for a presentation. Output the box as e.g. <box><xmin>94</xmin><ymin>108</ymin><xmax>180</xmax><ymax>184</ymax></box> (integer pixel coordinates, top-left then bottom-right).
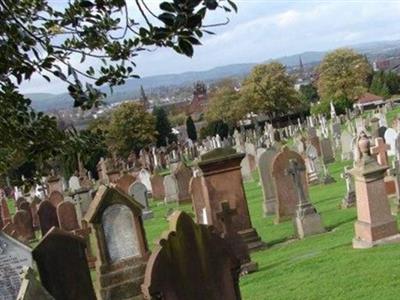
<box><xmin>186</xmin><ymin>116</ymin><xmax>198</xmax><ymax>141</ymax></box>
<box><xmin>153</xmin><ymin>107</ymin><xmax>175</xmax><ymax>147</ymax></box>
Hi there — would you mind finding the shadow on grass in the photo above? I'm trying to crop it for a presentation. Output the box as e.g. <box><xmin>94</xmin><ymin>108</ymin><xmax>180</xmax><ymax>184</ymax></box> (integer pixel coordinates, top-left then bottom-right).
<box><xmin>325</xmin><ymin>216</ymin><xmax>357</xmax><ymax>231</ymax></box>
<box><xmin>266</xmin><ymin>235</ymin><xmax>296</xmax><ymax>248</ymax></box>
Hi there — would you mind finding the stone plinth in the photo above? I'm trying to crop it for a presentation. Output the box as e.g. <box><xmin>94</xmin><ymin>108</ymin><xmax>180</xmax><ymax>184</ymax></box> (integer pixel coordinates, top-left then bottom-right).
<box><xmin>351</xmin><ymin>133</ymin><xmax>400</xmax><ymax>249</ymax></box>
<box><xmin>197</xmin><ymin>148</ymin><xmax>264</xmax><ymax>251</ymax></box>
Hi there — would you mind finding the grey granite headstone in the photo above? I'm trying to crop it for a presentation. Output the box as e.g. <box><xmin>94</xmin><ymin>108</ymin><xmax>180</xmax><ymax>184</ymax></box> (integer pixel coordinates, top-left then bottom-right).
<box><xmin>128</xmin><ymin>182</ymin><xmax>153</xmax><ymax>220</ymax></box>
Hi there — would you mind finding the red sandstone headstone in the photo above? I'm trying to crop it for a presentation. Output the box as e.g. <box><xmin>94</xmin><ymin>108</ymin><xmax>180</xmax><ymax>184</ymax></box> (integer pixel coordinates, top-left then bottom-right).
<box><xmin>13</xmin><ymin>210</ymin><xmax>35</xmax><ymax>242</ymax></box>
<box><xmin>57</xmin><ymin>201</ymin><xmax>80</xmax><ymax>232</ymax></box>
<box><xmin>351</xmin><ymin>133</ymin><xmax>400</xmax><ymax>248</ymax></box>
<box><xmin>38</xmin><ymin>200</ymin><xmax>59</xmax><ymax>236</ymax></box>
<box><xmin>272</xmin><ymin>146</ymin><xmax>308</xmax><ymax>223</ymax></box>
<box><xmin>150</xmin><ymin>174</ymin><xmax>165</xmax><ymax>201</ymax></box>
<box><xmin>115</xmin><ymin>173</ymin><xmax>137</xmax><ymax>194</ymax></box>
<box><xmin>49</xmin><ymin>191</ymin><xmax>64</xmax><ymax>208</ymax></box>
<box><xmin>371</xmin><ymin>137</ymin><xmax>390</xmax><ymax>166</ymax></box>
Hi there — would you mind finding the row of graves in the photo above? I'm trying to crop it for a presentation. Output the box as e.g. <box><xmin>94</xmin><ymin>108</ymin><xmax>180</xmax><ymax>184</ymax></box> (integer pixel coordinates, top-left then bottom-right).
<box><xmin>3</xmin><ymin>105</ymin><xmax>400</xmax><ymax>299</ymax></box>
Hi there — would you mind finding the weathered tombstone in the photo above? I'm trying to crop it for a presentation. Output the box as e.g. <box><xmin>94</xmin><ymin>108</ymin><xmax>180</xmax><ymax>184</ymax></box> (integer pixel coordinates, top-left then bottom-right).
<box><xmin>320</xmin><ymin>137</ymin><xmax>335</xmax><ymax>164</ymax></box>
<box><xmin>173</xmin><ymin>162</ymin><xmax>192</xmax><ymax>203</ymax></box>
<box><xmin>305</xmin><ymin>144</ymin><xmax>320</xmax><ymax>184</ymax></box>
<box><xmin>163</xmin><ymin>174</ymin><xmax>179</xmax><ymax>203</ymax></box>
<box><xmin>57</xmin><ymin>201</ymin><xmax>80</xmax><ymax>232</ymax></box>
<box><xmin>1</xmin><ymin>197</ymin><xmax>11</xmax><ymax>226</ymax></box>
<box><xmin>272</xmin><ymin>146</ymin><xmax>309</xmax><ymax>223</ymax></box>
<box><xmin>309</xmin><ymin>135</ymin><xmax>321</xmax><ymax>157</ymax></box>
<box><xmin>84</xmin><ymin>186</ymin><xmax>149</xmax><ymax>300</ymax></box>
<box><xmin>16</xmin><ymin>267</ymin><xmax>55</xmax><ymax>300</ymax></box>
<box><xmin>198</xmin><ymin>148</ymin><xmax>263</xmax><ymax>251</ymax></box>
<box><xmin>13</xmin><ymin>210</ymin><xmax>35</xmax><ymax>242</ymax></box>
<box><xmin>141</xmin><ymin>211</ymin><xmax>242</xmax><ymax>300</ymax></box>
<box><xmin>240</xmin><ymin>154</ymin><xmax>253</xmax><ymax>182</ymax></box>
<box><xmin>37</xmin><ymin>200</ymin><xmax>59</xmax><ymax>236</ymax></box>
<box><xmin>48</xmin><ymin>191</ymin><xmax>64</xmax><ymax>208</ymax></box>
<box><xmin>286</xmin><ymin>159</ymin><xmax>325</xmax><ymax>238</ymax></box>
<box><xmin>32</xmin><ymin>227</ymin><xmax>96</xmax><ymax>300</ymax></box>
<box><xmin>351</xmin><ymin>132</ymin><xmax>400</xmax><ymax>248</ymax></box>
<box><xmin>68</xmin><ymin>175</ymin><xmax>81</xmax><ymax>192</ymax></box>
<box><xmin>47</xmin><ymin>173</ymin><xmax>63</xmax><ymax>194</ymax></box>
<box><xmin>384</xmin><ymin>128</ymin><xmax>397</xmax><ymax>156</ymax></box>
<box><xmin>138</xmin><ymin>168</ymin><xmax>153</xmax><ymax>194</ymax></box>
<box><xmin>30</xmin><ymin>197</ymin><xmax>41</xmax><ymax>229</ymax></box>
<box><xmin>341</xmin><ymin>129</ymin><xmax>354</xmax><ymax>160</ymax></box>
<box><xmin>0</xmin><ymin>231</ymin><xmax>32</xmax><ymax>299</ymax></box>
<box><xmin>128</xmin><ymin>181</ymin><xmax>153</xmax><ymax>220</ymax></box>
<box><xmin>150</xmin><ymin>173</ymin><xmax>165</xmax><ymax>201</ymax></box>
<box><xmin>258</xmin><ymin>145</ymin><xmax>279</xmax><ymax>216</ymax></box>
<box><xmin>189</xmin><ymin>176</ymin><xmax>206</xmax><ymax>224</ymax></box>
<box><xmin>115</xmin><ymin>173</ymin><xmax>137</xmax><ymax>195</ymax></box>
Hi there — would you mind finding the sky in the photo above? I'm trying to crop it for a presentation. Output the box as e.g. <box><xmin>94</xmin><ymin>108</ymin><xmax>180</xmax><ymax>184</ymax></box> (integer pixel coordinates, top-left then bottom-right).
<box><xmin>19</xmin><ymin>0</ymin><xmax>400</xmax><ymax>94</ymax></box>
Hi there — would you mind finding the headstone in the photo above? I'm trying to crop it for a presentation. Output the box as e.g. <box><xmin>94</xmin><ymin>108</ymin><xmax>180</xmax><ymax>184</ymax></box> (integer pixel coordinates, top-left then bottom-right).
<box><xmin>37</xmin><ymin>200</ymin><xmax>59</xmax><ymax>236</ymax></box>
<box><xmin>84</xmin><ymin>186</ymin><xmax>149</xmax><ymax>300</ymax></box>
<box><xmin>16</xmin><ymin>267</ymin><xmax>55</xmax><ymax>300</ymax></box>
<box><xmin>320</xmin><ymin>137</ymin><xmax>335</xmax><ymax>164</ymax></box>
<box><xmin>240</xmin><ymin>154</ymin><xmax>253</xmax><ymax>182</ymax></box>
<box><xmin>141</xmin><ymin>211</ymin><xmax>242</xmax><ymax>300</ymax></box>
<box><xmin>48</xmin><ymin>191</ymin><xmax>64</xmax><ymax>208</ymax></box>
<box><xmin>128</xmin><ymin>181</ymin><xmax>153</xmax><ymax>219</ymax></box>
<box><xmin>138</xmin><ymin>169</ymin><xmax>153</xmax><ymax>194</ymax></box>
<box><xmin>32</xmin><ymin>228</ymin><xmax>96</xmax><ymax>300</ymax></box>
<box><xmin>173</xmin><ymin>163</ymin><xmax>192</xmax><ymax>203</ymax></box>
<box><xmin>68</xmin><ymin>175</ymin><xmax>81</xmax><ymax>192</ymax></box>
<box><xmin>305</xmin><ymin>144</ymin><xmax>320</xmax><ymax>184</ymax></box>
<box><xmin>286</xmin><ymin>159</ymin><xmax>325</xmax><ymax>238</ymax></box>
<box><xmin>258</xmin><ymin>145</ymin><xmax>279</xmax><ymax>216</ymax></box>
<box><xmin>150</xmin><ymin>173</ymin><xmax>165</xmax><ymax>201</ymax></box>
<box><xmin>13</xmin><ymin>210</ymin><xmax>35</xmax><ymax>242</ymax></box>
<box><xmin>351</xmin><ymin>132</ymin><xmax>400</xmax><ymax>248</ymax></box>
<box><xmin>384</xmin><ymin>128</ymin><xmax>397</xmax><ymax>156</ymax></box>
<box><xmin>115</xmin><ymin>173</ymin><xmax>137</xmax><ymax>194</ymax></box>
<box><xmin>189</xmin><ymin>176</ymin><xmax>206</xmax><ymax>224</ymax></box>
<box><xmin>272</xmin><ymin>146</ymin><xmax>309</xmax><ymax>223</ymax></box>
<box><xmin>341</xmin><ymin>130</ymin><xmax>354</xmax><ymax>160</ymax></box>
<box><xmin>341</xmin><ymin>166</ymin><xmax>356</xmax><ymax>208</ymax></box>
<box><xmin>57</xmin><ymin>201</ymin><xmax>80</xmax><ymax>232</ymax></box>
<box><xmin>0</xmin><ymin>231</ymin><xmax>32</xmax><ymax>299</ymax></box>
<box><xmin>1</xmin><ymin>198</ymin><xmax>11</xmax><ymax>226</ymax></box>
<box><xmin>163</xmin><ymin>174</ymin><xmax>179</xmax><ymax>203</ymax></box>
<box><xmin>198</xmin><ymin>148</ymin><xmax>263</xmax><ymax>251</ymax></box>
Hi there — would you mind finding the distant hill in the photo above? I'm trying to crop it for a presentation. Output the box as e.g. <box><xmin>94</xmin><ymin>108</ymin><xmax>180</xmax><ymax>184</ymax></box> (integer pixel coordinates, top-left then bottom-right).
<box><xmin>26</xmin><ymin>39</ymin><xmax>400</xmax><ymax>111</ymax></box>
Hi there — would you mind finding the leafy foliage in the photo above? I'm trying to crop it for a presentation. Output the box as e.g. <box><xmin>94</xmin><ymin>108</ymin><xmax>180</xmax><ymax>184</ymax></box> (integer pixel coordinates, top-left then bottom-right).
<box><xmin>370</xmin><ymin>71</ymin><xmax>400</xmax><ymax>98</ymax></box>
<box><xmin>299</xmin><ymin>84</ymin><xmax>319</xmax><ymax>103</ymax></box>
<box><xmin>240</xmin><ymin>62</ymin><xmax>301</xmax><ymax>118</ymax></box>
<box><xmin>317</xmin><ymin>48</ymin><xmax>372</xmax><ymax>102</ymax></box>
<box><xmin>310</xmin><ymin>97</ymin><xmax>352</xmax><ymax>117</ymax></box>
<box><xmin>106</xmin><ymin>102</ymin><xmax>156</xmax><ymax>156</ymax></box>
<box><xmin>200</xmin><ymin>120</ymin><xmax>229</xmax><ymax>139</ymax></box>
<box><xmin>153</xmin><ymin>106</ymin><xmax>176</xmax><ymax>147</ymax></box>
<box><xmin>186</xmin><ymin>116</ymin><xmax>197</xmax><ymax>141</ymax></box>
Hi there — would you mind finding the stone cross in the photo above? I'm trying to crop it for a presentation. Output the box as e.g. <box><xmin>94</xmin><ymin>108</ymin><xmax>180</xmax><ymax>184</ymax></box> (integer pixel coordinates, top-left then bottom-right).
<box><xmin>371</xmin><ymin>137</ymin><xmax>390</xmax><ymax>166</ymax></box>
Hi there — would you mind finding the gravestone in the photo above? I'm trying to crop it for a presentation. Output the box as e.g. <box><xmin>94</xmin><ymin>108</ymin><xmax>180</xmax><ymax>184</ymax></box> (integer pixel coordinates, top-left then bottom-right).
<box><xmin>47</xmin><ymin>173</ymin><xmax>63</xmax><ymax>195</ymax></box>
<box><xmin>341</xmin><ymin>129</ymin><xmax>354</xmax><ymax>160</ymax></box>
<box><xmin>198</xmin><ymin>148</ymin><xmax>263</xmax><ymax>251</ymax></box>
<box><xmin>173</xmin><ymin>163</ymin><xmax>192</xmax><ymax>203</ymax></box>
<box><xmin>30</xmin><ymin>197</ymin><xmax>41</xmax><ymax>229</ymax></box>
<box><xmin>128</xmin><ymin>181</ymin><xmax>153</xmax><ymax>220</ymax></box>
<box><xmin>32</xmin><ymin>228</ymin><xmax>96</xmax><ymax>300</ymax></box>
<box><xmin>68</xmin><ymin>175</ymin><xmax>81</xmax><ymax>192</ymax></box>
<box><xmin>16</xmin><ymin>267</ymin><xmax>54</xmax><ymax>300</ymax></box>
<box><xmin>384</xmin><ymin>128</ymin><xmax>397</xmax><ymax>156</ymax></box>
<box><xmin>258</xmin><ymin>145</ymin><xmax>280</xmax><ymax>216</ymax></box>
<box><xmin>115</xmin><ymin>173</ymin><xmax>137</xmax><ymax>194</ymax></box>
<box><xmin>48</xmin><ymin>191</ymin><xmax>64</xmax><ymax>208</ymax></box>
<box><xmin>0</xmin><ymin>231</ymin><xmax>32</xmax><ymax>299</ymax></box>
<box><xmin>240</xmin><ymin>154</ymin><xmax>253</xmax><ymax>182</ymax></box>
<box><xmin>371</xmin><ymin>137</ymin><xmax>390</xmax><ymax>166</ymax></box>
<box><xmin>13</xmin><ymin>210</ymin><xmax>35</xmax><ymax>242</ymax></box>
<box><xmin>57</xmin><ymin>201</ymin><xmax>80</xmax><ymax>232</ymax></box>
<box><xmin>150</xmin><ymin>173</ymin><xmax>165</xmax><ymax>201</ymax></box>
<box><xmin>351</xmin><ymin>133</ymin><xmax>400</xmax><ymax>248</ymax></box>
<box><xmin>286</xmin><ymin>159</ymin><xmax>325</xmax><ymax>238</ymax></box>
<box><xmin>138</xmin><ymin>169</ymin><xmax>153</xmax><ymax>194</ymax></box>
<box><xmin>272</xmin><ymin>146</ymin><xmax>309</xmax><ymax>223</ymax></box>
<box><xmin>163</xmin><ymin>175</ymin><xmax>179</xmax><ymax>203</ymax></box>
<box><xmin>320</xmin><ymin>137</ymin><xmax>335</xmax><ymax>164</ymax></box>
<box><xmin>341</xmin><ymin>166</ymin><xmax>356</xmax><ymax>208</ymax></box>
<box><xmin>84</xmin><ymin>186</ymin><xmax>149</xmax><ymax>300</ymax></box>
<box><xmin>305</xmin><ymin>144</ymin><xmax>320</xmax><ymax>184</ymax></box>
<box><xmin>1</xmin><ymin>197</ymin><xmax>11</xmax><ymax>226</ymax></box>
<box><xmin>189</xmin><ymin>176</ymin><xmax>206</xmax><ymax>224</ymax></box>
<box><xmin>37</xmin><ymin>200</ymin><xmax>59</xmax><ymax>236</ymax></box>
<box><xmin>142</xmin><ymin>211</ymin><xmax>242</xmax><ymax>300</ymax></box>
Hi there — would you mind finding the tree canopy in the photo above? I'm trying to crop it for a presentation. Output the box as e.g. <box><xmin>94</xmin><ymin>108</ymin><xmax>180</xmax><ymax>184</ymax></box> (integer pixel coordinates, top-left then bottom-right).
<box><xmin>153</xmin><ymin>106</ymin><xmax>176</xmax><ymax>147</ymax></box>
<box><xmin>317</xmin><ymin>48</ymin><xmax>372</xmax><ymax>101</ymax></box>
<box><xmin>186</xmin><ymin>116</ymin><xmax>197</xmax><ymax>141</ymax></box>
<box><xmin>240</xmin><ymin>62</ymin><xmax>300</xmax><ymax>118</ymax></box>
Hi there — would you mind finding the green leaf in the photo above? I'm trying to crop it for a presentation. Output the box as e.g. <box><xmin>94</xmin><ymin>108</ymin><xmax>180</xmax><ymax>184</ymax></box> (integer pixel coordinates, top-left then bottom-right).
<box><xmin>178</xmin><ymin>38</ymin><xmax>194</xmax><ymax>57</ymax></box>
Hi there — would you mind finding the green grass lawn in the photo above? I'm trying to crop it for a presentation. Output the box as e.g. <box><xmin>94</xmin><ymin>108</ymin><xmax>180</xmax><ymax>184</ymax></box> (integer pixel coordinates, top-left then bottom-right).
<box><xmin>144</xmin><ymin>159</ymin><xmax>400</xmax><ymax>300</ymax></box>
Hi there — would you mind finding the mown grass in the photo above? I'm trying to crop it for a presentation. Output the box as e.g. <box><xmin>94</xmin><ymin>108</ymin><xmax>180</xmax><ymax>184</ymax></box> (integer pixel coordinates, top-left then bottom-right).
<box><xmin>144</xmin><ymin>159</ymin><xmax>400</xmax><ymax>299</ymax></box>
